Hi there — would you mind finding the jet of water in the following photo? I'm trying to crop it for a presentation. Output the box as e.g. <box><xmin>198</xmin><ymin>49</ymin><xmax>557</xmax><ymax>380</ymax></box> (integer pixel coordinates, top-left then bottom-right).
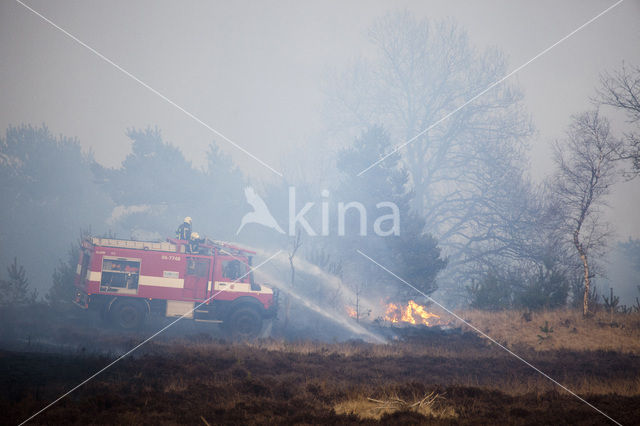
<box><xmin>256</xmin><ymin>268</ymin><xmax>386</xmax><ymax>343</ymax></box>
<box><xmin>249</xmin><ymin>247</ymin><xmax>383</xmax><ymax>316</ymax></box>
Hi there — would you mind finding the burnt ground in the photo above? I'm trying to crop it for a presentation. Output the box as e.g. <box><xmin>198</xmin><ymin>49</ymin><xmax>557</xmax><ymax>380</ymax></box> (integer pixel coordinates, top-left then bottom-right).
<box><xmin>1</xmin><ymin>306</ymin><xmax>639</xmax><ymax>425</ymax></box>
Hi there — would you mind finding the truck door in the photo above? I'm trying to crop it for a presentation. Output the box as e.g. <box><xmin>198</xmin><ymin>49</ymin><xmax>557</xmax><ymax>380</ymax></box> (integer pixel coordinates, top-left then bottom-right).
<box><xmin>184</xmin><ymin>256</ymin><xmax>210</xmax><ymax>300</ymax></box>
<box><xmin>214</xmin><ymin>256</ymin><xmax>250</xmax><ymax>284</ymax></box>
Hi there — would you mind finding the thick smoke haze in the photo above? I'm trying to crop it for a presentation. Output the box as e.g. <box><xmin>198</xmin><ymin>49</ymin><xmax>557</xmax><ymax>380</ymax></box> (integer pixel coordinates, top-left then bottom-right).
<box><xmin>3</xmin><ymin>4</ymin><xmax>640</xmax><ymax>424</ymax></box>
<box><xmin>1</xmin><ymin>1</ymin><xmax>639</xmax><ymax>306</ymax></box>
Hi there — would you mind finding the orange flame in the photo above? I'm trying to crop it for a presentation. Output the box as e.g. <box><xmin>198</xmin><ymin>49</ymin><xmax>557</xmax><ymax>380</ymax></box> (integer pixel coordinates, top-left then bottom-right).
<box><xmin>384</xmin><ymin>300</ymin><xmax>440</xmax><ymax>326</ymax></box>
<box><xmin>346</xmin><ymin>306</ymin><xmax>357</xmax><ymax>319</ymax></box>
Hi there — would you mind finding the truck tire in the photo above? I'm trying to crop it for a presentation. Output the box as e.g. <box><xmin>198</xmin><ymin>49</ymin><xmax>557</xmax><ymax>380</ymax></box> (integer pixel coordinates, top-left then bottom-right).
<box><xmin>226</xmin><ymin>307</ymin><xmax>263</xmax><ymax>340</ymax></box>
<box><xmin>110</xmin><ymin>300</ymin><xmax>146</xmax><ymax>330</ymax></box>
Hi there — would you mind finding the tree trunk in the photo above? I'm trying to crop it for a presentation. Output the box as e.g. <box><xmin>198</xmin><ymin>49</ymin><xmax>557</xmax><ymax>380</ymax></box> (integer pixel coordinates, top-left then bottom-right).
<box><xmin>574</xmin><ymin>230</ymin><xmax>590</xmax><ymax>316</ymax></box>
<box><xmin>580</xmin><ymin>252</ymin><xmax>590</xmax><ymax>316</ymax></box>
<box><xmin>285</xmin><ymin>230</ymin><xmax>302</xmax><ymax>331</ymax></box>
<box><xmin>284</xmin><ymin>295</ymin><xmax>290</xmax><ymax>330</ymax></box>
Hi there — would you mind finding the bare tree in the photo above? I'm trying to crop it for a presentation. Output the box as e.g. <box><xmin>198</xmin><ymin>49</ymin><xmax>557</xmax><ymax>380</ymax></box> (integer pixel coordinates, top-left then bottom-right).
<box><xmin>553</xmin><ymin>111</ymin><xmax>622</xmax><ymax>316</ymax></box>
<box><xmin>596</xmin><ymin>63</ymin><xmax>640</xmax><ymax>178</ymax></box>
<box><xmin>288</xmin><ymin>229</ymin><xmax>303</xmax><ymax>288</ymax></box>
<box><xmin>283</xmin><ymin>229</ymin><xmax>302</xmax><ymax>330</ymax></box>
<box><xmin>324</xmin><ymin>11</ymin><xmax>534</xmax><ymax>289</ymax></box>
<box><xmin>347</xmin><ymin>279</ymin><xmax>372</xmax><ymax>323</ymax></box>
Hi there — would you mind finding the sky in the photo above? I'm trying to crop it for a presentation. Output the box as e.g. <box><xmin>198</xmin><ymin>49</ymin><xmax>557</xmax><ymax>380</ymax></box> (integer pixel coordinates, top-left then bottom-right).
<box><xmin>1</xmin><ymin>0</ymin><xmax>639</xmax><ymax>238</ymax></box>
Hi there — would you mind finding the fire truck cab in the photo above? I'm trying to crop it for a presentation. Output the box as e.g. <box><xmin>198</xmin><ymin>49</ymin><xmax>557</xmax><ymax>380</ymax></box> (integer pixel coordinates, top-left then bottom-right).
<box><xmin>74</xmin><ymin>236</ymin><xmax>277</xmax><ymax>338</ymax></box>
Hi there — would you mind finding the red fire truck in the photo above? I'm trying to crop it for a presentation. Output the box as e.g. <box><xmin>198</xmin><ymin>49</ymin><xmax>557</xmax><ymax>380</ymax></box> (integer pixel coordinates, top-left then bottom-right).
<box><xmin>74</xmin><ymin>235</ymin><xmax>277</xmax><ymax>338</ymax></box>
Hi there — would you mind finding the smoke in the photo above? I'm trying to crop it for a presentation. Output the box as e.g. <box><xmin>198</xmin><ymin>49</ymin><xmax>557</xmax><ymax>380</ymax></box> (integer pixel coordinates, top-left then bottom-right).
<box><xmin>251</xmin><ymin>250</ymin><xmax>386</xmax><ymax>343</ymax></box>
<box><xmin>256</xmin><ymin>248</ymin><xmax>384</xmax><ymax>311</ymax></box>
<box><xmin>107</xmin><ymin>204</ymin><xmax>154</xmax><ymax>226</ymax></box>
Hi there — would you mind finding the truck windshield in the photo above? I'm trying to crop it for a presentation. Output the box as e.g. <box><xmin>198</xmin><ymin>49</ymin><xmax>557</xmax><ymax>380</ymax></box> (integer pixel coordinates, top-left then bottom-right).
<box><xmin>221</xmin><ymin>259</ymin><xmax>248</xmax><ymax>282</ymax></box>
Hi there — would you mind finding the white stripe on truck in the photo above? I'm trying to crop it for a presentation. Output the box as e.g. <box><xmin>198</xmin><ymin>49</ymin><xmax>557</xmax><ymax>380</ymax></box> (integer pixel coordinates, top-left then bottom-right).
<box><xmin>88</xmin><ymin>271</ymin><xmax>102</xmax><ymax>282</ymax></box>
<box><xmin>139</xmin><ymin>275</ymin><xmax>184</xmax><ymax>289</ymax></box>
<box><xmin>214</xmin><ymin>281</ymin><xmax>273</xmax><ymax>295</ymax></box>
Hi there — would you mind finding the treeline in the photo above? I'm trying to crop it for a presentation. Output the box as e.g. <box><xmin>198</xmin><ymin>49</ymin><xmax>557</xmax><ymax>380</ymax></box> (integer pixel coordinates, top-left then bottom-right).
<box><xmin>0</xmin><ymin>117</ymin><xmax>637</xmax><ymax>314</ymax></box>
<box><xmin>1</xmin><ymin>12</ymin><xmax>639</xmax><ymax>315</ymax></box>
<box><xmin>0</xmin><ymin>125</ymin><xmax>246</xmax><ymax>304</ymax></box>
<box><xmin>322</xmin><ymin>12</ymin><xmax>640</xmax><ymax>314</ymax></box>
<box><xmin>0</xmin><ymin>123</ymin><xmax>447</xmax><ymax>310</ymax></box>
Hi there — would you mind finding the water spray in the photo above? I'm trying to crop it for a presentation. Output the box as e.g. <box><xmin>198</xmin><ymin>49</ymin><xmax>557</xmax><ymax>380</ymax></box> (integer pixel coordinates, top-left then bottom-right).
<box><xmin>256</xmin><ymin>267</ymin><xmax>386</xmax><ymax>344</ymax></box>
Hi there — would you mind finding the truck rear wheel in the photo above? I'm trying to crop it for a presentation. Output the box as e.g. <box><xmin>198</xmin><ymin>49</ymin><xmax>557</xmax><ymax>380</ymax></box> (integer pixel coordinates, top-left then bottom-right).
<box><xmin>226</xmin><ymin>307</ymin><xmax>263</xmax><ymax>340</ymax></box>
<box><xmin>110</xmin><ymin>300</ymin><xmax>146</xmax><ymax>330</ymax></box>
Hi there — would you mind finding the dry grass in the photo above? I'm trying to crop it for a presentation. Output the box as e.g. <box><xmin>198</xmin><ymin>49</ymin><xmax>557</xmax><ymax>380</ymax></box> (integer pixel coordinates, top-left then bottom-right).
<box><xmin>140</xmin><ymin>334</ymin><xmax>640</xmax><ymax>397</ymax></box>
<box><xmin>459</xmin><ymin>368</ymin><xmax>640</xmax><ymax>396</ymax></box>
<box><xmin>154</xmin><ymin>336</ymin><xmax>485</xmax><ymax>360</ymax></box>
<box><xmin>334</xmin><ymin>392</ymin><xmax>457</xmax><ymax>420</ymax></box>
<box><xmin>4</xmin><ymin>324</ymin><xmax>640</xmax><ymax>424</ymax></box>
<box><xmin>4</xmin><ymin>305</ymin><xmax>640</xmax><ymax>423</ymax></box>
<box><xmin>447</xmin><ymin>309</ymin><xmax>640</xmax><ymax>353</ymax></box>
<box><xmin>163</xmin><ymin>377</ymin><xmax>189</xmax><ymax>393</ymax></box>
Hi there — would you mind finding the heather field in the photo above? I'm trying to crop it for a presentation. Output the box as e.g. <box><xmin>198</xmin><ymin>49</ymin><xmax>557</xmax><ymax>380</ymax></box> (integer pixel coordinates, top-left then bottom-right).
<box><xmin>2</xmin><ymin>307</ymin><xmax>639</xmax><ymax>425</ymax></box>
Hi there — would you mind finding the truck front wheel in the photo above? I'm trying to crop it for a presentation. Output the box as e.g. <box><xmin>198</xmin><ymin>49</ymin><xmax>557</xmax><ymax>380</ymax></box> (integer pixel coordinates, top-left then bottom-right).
<box><xmin>110</xmin><ymin>300</ymin><xmax>146</xmax><ymax>330</ymax></box>
<box><xmin>226</xmin><ymin>307</ymin><xmax>263</xmax><ymax>340</ymax></box>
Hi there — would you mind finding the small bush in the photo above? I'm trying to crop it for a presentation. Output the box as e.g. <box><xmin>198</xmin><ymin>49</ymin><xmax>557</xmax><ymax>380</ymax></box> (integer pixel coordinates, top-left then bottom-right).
<box><xmin>515</xmin><ymin>263</ymin><xmax>569</xmax><ymax>311</ymax></box>
<box><xmin>469</xmin><ymin>261</ymin><xmax>571</xmax><ymax>312</ymax></box>
<box><xmin>468</xmin><ymin>271</ymin><xmax>515</xmax><ymax>311</ymax></box>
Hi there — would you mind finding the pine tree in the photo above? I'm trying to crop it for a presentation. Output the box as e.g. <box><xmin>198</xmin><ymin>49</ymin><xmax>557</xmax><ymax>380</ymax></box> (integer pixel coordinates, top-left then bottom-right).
<box><xmin>0</xmin><ymin>257</ymin><xmax>36</xmax><ymax>307</ymax></box>
<box><xmin>336</xmin><ymin>126</ymin><xmax>447</xmax><ymax>299</ymax></box>
<box><xmin>47</xmin><ymin>245</ymin><xmax>79</xmax><ymax>309</ymax></box>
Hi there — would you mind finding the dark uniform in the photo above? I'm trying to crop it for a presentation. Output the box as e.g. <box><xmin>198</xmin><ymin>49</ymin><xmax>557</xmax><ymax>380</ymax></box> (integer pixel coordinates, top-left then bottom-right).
<box><xmin>176</xmin><ymin>222</ymin><xmax>192</xmax><ymax>240</ymax></box>
<box><xmin>189</xmin><ymin>233</ymin><xmax>204</xmax><ymax>254</ymax></box>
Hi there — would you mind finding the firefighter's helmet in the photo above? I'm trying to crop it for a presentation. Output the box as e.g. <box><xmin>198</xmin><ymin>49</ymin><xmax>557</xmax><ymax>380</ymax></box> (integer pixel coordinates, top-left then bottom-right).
<box><xmin>191</xmin><ymin>232</ymin><xmax>200</xmax><ymax>240</ymax></box>
<box><xmin>184</xmin><ymin>216</ymin><xmax>192</xmax><ymax>225</ymax></box>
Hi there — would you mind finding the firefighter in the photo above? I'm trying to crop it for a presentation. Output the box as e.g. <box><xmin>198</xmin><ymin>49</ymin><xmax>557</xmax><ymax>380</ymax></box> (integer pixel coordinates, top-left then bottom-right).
<box><xmin>189</xmin><ymin>231</ymin><xmax>203</xmax><ymax>254</ymax></box>
<box><xmin>176</xmin><ymin>216</ymin><xmax>192</xmax><ymax>240</ymax></box>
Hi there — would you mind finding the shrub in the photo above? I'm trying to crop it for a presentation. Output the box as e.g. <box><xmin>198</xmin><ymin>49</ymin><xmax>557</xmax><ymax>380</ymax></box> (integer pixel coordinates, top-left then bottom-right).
<box><xmin>468</xmin><ymin>270</ymin><xmax>515</xmax><ymax>310</ymax></box>
<box><xmin>514</xmin><ymin>263</ymin><xmax>569</xmax><ymax>311</ymax></box>
<box><xmin>469</xmin><ymin>261</ymin><xmax>571</xmax><ymax>311</ymax></box>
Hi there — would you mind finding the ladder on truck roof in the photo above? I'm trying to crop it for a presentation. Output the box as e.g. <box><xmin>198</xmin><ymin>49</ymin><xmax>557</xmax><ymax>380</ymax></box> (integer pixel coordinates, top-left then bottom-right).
<box><xmin>90</xmin><ymin>237</ymin><xmax>179</xmax><ymax>253</ymax></box>
<box><xmin>205</xmin><ymin>238</ymin><xmax>255</xmax><ymax>256</ymax></box>
<box><xmin>87</xmin><ymin>236</ymin><xmax>253</xmax><ymax>256</ymax></box>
